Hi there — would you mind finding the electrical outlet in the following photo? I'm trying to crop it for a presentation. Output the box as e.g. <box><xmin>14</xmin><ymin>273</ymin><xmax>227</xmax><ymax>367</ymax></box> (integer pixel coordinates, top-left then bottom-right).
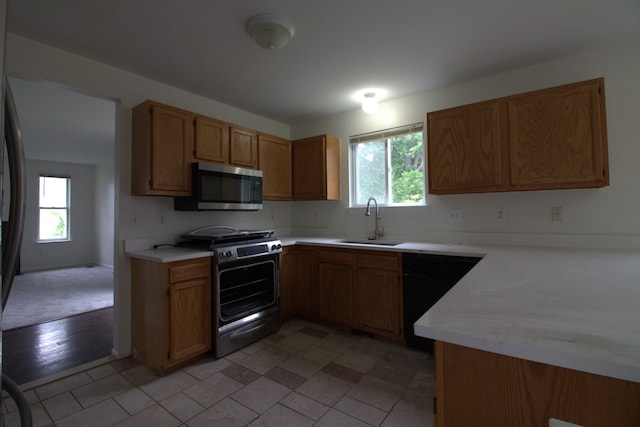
<box><xmin>551</xmin><ymin>206</ymin><xmax>563</xmax><ymax>222</ymax></box>
<box><xmin>448</xmin><ymin>208</ymin><xmax>462</xmax><ymax>222</ymax></box>
<box><xmin>496</xmin><ymin>207</ymin><xmax>506</xmax><ymax>222</ymax></box>
<box><xmin>130</xmin><ymin>213</ymin><xmax>138</xmax><ymax>227</ymax></box>
<box><xmin>549</xmin><ymin>418</ymin><xmax>583</xmax><ymax>427</ymax></box>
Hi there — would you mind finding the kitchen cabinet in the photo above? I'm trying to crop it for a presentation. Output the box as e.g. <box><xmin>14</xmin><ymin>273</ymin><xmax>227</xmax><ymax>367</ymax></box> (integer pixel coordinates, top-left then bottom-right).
<box><xmin>132</xmin><ymin>100</ymin><xmax>193</xmax><ymax>196</ymax></box>
<box><xmin>434</xmin><ymin>341</ymin><xmax>640</xmax><ymax>427</ymax></box>
<box><xmin>285</xmin><ymin>245</ymin><xmax>402</xmax><ymax>341</ymax></box>
<box><xmin>427</xmin><ymin>78</ymin><xmax>608</xmax><ymax>194</ymax></box>
<box><xmin>131</xmin><ymin>257</ymin><xmax>211</xmax><ymax>374</ymax></box>
<box><xmin>230</xmin><ymin>126</ymin><xmax>258</xmax><ymax>168</ymax></box>
<box><xmin>290</xmin><ymin>246</ymin><xmax>319</xmax><ymax>319</ymax></box>
<box><xmin>427</xmin><ymin>100</ymin><xmax>507</xmax><ymax>194</ymax></box>
<box><xmin>317</xmin><ymin>249</ymin><xmax>354</xmax><ymax>327</ymax></box>
<box><xmin>354</xmin><ymin>251</ymin><xmax>403</xmax><ymax>340</ymax></box>
<box><xmin>279</xmin><ymin>247</ymin><xmax>296</xmax><ymax>319</ymax></box>
<box><xmin>292</xmin><ymin>134</ymin><xmax>340</xmax><ymax>200</ymax></box>
<box><xmin>194</xmin><ymin>115</ymin><xmax>229</xmax><ymax>164</ymax></box>
<box><xmin>258</xmin><ymin>133</ymin><xmax>292</xmax><ymax>200</ymax></box>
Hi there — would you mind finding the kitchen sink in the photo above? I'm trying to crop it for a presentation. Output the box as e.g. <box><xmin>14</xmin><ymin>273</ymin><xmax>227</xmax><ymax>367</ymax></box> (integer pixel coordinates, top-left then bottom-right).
<box><xmin>337</xmin><ymin>239</ymin><xmax>403</xmax><ymax>246</ymax></box>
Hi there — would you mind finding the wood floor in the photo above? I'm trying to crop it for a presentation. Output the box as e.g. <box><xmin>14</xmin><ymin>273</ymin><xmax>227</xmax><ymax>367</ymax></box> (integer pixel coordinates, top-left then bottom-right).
<box><xmin>2</xmin><ymin>307</ymin><xmax>113</xmax><ymax>385</ymax></box>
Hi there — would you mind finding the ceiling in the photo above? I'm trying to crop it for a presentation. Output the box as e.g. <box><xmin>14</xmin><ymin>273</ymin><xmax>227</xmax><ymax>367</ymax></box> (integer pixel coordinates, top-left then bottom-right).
<box><xmin>7</xmin><ymin>0</ymin><xmax>640</xmax><ymax>125</ymax></box>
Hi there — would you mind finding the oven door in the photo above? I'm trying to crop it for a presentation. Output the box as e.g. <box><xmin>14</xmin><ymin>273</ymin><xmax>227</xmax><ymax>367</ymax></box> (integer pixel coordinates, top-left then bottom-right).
<box><xmin>216</xmin><ymin>254</ymin><xmax>279</xmax><ymax>327</ymax></box>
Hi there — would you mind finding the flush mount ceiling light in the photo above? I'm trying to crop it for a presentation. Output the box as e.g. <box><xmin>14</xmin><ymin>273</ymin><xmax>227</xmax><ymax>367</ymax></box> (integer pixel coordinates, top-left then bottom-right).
<box><xmin>361</xmin><ymin>92</ymin><xmax>378</xmax><ymax>114</ymax></box>
<box><xmin>246</xmin><ymin>14</ymin><xmax>294</xmax><ymax>50</ymax></box>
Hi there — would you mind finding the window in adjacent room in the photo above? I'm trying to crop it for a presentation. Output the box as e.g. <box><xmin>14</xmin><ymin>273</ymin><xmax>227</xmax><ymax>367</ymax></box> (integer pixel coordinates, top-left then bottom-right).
<box><xmin>349</xmin><ymin>122</ymin><xmax>425</xmax><ymax>207</ymax></box>
<box><xmin>38</xmin><ymin>175</ymin><xmax>70</xmax><ymax>241</ymax></box>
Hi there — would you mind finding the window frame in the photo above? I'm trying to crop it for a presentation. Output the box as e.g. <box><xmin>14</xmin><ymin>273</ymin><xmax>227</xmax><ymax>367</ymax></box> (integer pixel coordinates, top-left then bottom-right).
<box><xmin>348</xmin><ymin>122</ymin><xmax>425</xmax><ymax>208</ymax></box>
<box><xmin>38</xmin><ymin>175</ymin><xmax>71</xmax><ymax>243</ymax></box>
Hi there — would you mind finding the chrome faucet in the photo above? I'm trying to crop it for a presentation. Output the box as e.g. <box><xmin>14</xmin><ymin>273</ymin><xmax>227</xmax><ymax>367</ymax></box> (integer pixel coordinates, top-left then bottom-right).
<box><xmin>365</xmin><ymin>197</ymin><xmax>383</xmax><ymax>240</ymax></box>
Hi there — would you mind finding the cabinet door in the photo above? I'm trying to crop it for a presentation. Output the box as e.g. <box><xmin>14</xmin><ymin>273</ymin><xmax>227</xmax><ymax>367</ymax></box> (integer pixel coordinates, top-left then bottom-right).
<box><xmin>258</xmin><ymin>134</ymin><xmax>292</xmax><ymax>200</ymax></box>
<box><xmin>279</xmin><ymin>247</ymin><xmax>296</xmax><ymax>319</ymax></box>
<box><xmin>318</xmin><ymin>251</ymin><xmax>354</xmax><ymax>327</ymax></box>
<box><xmin>230</xmin><ymin>126</ymin><xmax>257</xmax><ymax>168</ymax></box>
<box><xmin>354</xmin><ymin>252</ymin><xmax>402</xmax><ymax>339</ymax></box>
<box><xmin>132</xmin><ymin>102</ymin><xmax>193</xmax><ymax>196</ymax></box>
<box><xmin>508</xmin><ymin>78</ymin><xmax>608</xmax><ymax>189</ymax></box>
<box><xmin>194</xmin><ymin>115</ymin><xmax>229</xmax><ymax>163</ymax></box>
<box><xmin>167</xmin><ymin>277</ymin><xmax>211</xmax><ymax>366</ymax></box>
<box><xmin>427</xmin><ymin>101</ymin><xmax>506</xmax><ymax>195</ymax></box>
<box><xmin>292</xmin><ymin>135</ymin><xmax>340</xmax><ymax>200</ymax></box>
<box><xmin>293</xmin><ymin>247</ymin><xmax>319</xmax><ymax>319</ymax></box>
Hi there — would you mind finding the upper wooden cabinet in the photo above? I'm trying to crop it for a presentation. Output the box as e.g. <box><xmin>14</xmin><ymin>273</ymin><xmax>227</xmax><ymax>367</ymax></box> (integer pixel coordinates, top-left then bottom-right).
<box><xmin>132</xmin><ymin>101</ymin><xmax>193</xmax><ymax>196</ymax></box>
<box><xmin>258</xmin><ymin>133</ymin><xmax>292</xmax><ymax>200</ymax></box>
<box><xmin>194</xmin><ymin>115</ymin><xmax>229</xmax><ymax>164</ymax></box>
<box><xmin>230</xmin><ymin>126</ymin><xmax>258</xmax><ymax>169</ymax></box>
<box><xmin>508</xmin><ymin>79</ymin><xmax>608</xmax><ymax>190</ymax></box>
<box><xmin>427</xmin><ymin>100</ymin><xmax>508</xmax><ymax>194</ymax></box>
<box><xmin>292</xmin><ymin>134</ymin><xmax>340</xmax><ymax>200</ymax></box>
<box><xmin>427</xmin><ymin>78</ymin><xmax>608</xmax><ymax>194</ymax></box>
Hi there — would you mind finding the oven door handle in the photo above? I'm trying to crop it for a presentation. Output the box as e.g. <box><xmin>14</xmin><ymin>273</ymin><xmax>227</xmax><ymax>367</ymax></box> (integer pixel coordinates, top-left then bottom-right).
<box><xmin>230</xmin><ymin>321</ymin><xmax>269</xmax><ymax>341</ymax></box>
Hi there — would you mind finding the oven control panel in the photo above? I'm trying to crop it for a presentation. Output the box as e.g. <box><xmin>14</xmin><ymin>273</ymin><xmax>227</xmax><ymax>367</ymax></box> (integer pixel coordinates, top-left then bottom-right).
<box><xmin>215</xmin><ymin>239</ymin><xmax>282</xmax><ymax>264</ymax></box>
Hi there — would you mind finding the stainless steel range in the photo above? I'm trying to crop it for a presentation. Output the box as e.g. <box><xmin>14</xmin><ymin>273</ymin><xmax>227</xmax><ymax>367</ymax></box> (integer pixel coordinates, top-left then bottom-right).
<box><xmin>179</xmin><ymin>226</ymin><xmax>282</xmax><ymax>357</ymax></box>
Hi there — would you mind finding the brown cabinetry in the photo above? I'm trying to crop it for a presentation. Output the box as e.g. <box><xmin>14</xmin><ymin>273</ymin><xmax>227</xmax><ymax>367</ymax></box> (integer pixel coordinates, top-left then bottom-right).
<box><xmin>317</xmin><ymin>249</ymin><xmax>354</xmax><ymax>327</ymax></box>
<box><xmin>131</xmin><ymin>257</ymin><xmax>211</xmax><ymax>374</ymax></box>
<box><xmin>289</xmin><ymin>246</ymin><xmax>319</xmax><ymax>319</ymax></box>
<box><xmin>354</xmin><ymin>252</ymin><xmax>402</xmax><ymax>340</ymax></box>
<box><xmin>194</xmin><ymin>115</ymin><xmax>229</xmax><ymax>164</ymax></box>
<box><xmin>279</xmin><ymin>247</ymin><xmax>296</xmax><ymax>319</ymax></box>
<box><xmin>285</xmin><ymin>245</ymin><xmax>402</xmax><ymax>341</ymax></box>
<box><xmin>292</xmin><ymin>134</ymin><xmax>340</xmax><ymax>200</ymax></box>
<box><xmin>258</xmin><ymin>133</ymin><xmax>292</xmax><ymax>200</ymax></box>
<box><xmin>132</xmin><ymin>101</ymin><xmax>193</xmax><ymax>196</ymax></box>
<box><xmin>434</xmin><ymin>341</ymin><xmax>640</xmax><ymax>427</ymax></box>
<box><xmin>427</xmin><ymin>78</ymin><xmax>608</xmax><ymax>195</ymax></box>
<box><xmin>230</xmin><ymin>126</ymin><xmax>258</xmax><ymax>168</ymax></box>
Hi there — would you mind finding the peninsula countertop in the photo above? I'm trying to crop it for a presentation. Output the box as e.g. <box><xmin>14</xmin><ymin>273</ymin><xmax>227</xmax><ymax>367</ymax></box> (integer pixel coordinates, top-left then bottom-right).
<box><xmin>127</xmin><ymin>236</ymin><xmax>640</xmax><ymax>383</ymax></box>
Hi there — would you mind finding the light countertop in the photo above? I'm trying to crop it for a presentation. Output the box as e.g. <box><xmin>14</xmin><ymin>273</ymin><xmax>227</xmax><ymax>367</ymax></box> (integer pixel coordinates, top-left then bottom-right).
<box><xmin>126</xmin><ymin>246</ymin><xmax>213</xmax><ymax>263</ymax></box>
<box><xmin>127</xmin><ymin>236</ymin><xmax>640</xmax><ymax>383</ymax></box>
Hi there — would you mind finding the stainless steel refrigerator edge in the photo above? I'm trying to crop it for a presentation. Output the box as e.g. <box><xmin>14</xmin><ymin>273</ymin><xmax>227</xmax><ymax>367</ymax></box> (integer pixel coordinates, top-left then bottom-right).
<box><xmin>2</xmin><ymin>0</ymin><xmax>33</xmax><ymax>422</ymax></box>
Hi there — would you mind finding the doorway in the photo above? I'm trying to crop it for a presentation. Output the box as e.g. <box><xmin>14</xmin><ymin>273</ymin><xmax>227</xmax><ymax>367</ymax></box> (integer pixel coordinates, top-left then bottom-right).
<box><xmin>2</xmin><ymin>75</ymin><xmax>116</xmax><ymax>384</ymax></box>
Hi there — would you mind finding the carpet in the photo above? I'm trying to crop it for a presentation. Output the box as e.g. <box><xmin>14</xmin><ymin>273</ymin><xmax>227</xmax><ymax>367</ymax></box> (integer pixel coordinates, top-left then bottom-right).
<box><xmin>2</xmin><ymin>265</ymin><xmax>114</xmax><ymax>330</ymax></box>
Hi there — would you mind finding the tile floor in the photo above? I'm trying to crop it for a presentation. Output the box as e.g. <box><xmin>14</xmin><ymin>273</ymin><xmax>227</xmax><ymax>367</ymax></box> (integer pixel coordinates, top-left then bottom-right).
<box><xmin>2</xmin><ymin>318</ymin><xmax>435</xmax><ymax>426</ymax></box>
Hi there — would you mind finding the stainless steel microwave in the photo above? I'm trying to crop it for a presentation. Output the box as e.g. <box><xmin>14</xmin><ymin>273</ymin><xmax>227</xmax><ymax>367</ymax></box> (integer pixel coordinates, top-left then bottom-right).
<box><xmin>174</xmin><ymin>162</ymin><xmax>263</xmax><ymax>211</ymax></box>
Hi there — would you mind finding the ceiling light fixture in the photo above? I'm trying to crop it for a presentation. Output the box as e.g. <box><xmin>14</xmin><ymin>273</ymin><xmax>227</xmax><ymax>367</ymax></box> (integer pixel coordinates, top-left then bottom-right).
<box><xmin>246</xmin><ymin>14</ymin><xmax>294</xmax><ymax>50</ymax></box>
<box><xmin>362</xmin><ymin>92</ymin><xmax>378</xmax><ymax>114</ymax></box>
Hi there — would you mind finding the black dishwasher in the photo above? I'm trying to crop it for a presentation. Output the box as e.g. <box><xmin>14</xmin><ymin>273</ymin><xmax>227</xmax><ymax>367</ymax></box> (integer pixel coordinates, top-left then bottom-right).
<box><xmin>402</xmin><ymin>253</ymin><xmax>480</xmax><ymax>352</ymax></box>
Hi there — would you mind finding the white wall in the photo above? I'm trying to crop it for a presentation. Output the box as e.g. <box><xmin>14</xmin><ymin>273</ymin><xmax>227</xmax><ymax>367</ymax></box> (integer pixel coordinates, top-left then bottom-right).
<box><xmin>21</xmin><ymin>159</ymin><xmax>96</xmax><ymax>271</ymax></box>
<box><xmin>291</xmin><ymin>44</ymin><xmax>640</xmax><ymax>249</ymax></box>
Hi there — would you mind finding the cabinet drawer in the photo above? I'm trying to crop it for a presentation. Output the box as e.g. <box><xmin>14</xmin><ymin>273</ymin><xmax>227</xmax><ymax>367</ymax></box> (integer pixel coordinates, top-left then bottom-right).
<box><xmin>356</xmin><ymin>252</ymin><xmax>400</xmax><ymax>271</ymax></box>
<box><xmin>317</xmin><ymin>250</ymin><xmax>354</xmax><ymax>265</ymax></box>
<box><xmin>168</xmin><ymin>259</ymin><xmax>210</xmax><ymax>283</ymax></box>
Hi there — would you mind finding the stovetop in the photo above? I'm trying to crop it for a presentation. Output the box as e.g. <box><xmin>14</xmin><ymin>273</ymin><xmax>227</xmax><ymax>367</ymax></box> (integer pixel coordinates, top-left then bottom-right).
<box><xmin>179</xmin><ymin>226</ymin><xmax>274</xmax><ymax>246</ymax></box>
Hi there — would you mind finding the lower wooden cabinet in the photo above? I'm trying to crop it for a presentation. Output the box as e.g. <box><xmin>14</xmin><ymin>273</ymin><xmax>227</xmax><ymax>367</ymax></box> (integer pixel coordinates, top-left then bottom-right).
<box><xmin>131</xmin><ymin>257</ymin><xmax>211</xmax><ymax>374</ymax></box>
<box><xmin>435</xmin><ymin>341</ymin><xmax>640</xmax><ymax>427</ymax></box>
<box><xmin>317</xmin><ymin>249</ymin><xmax>354</xmax><ymax>327</ymax></box>
<box><xmin>281</xmin><ymin>246</ymin><xmax>319</xmax><ymax>320</ymax></box>
<box><xmin>283</xmin><ymin>245</ymin><xmax>403</xmax><ymax>341</ymax></box>
<box><xmin>354</xmin><ymin>252</ymin><xmax>402</xmax><ymax>340</ymax></box>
